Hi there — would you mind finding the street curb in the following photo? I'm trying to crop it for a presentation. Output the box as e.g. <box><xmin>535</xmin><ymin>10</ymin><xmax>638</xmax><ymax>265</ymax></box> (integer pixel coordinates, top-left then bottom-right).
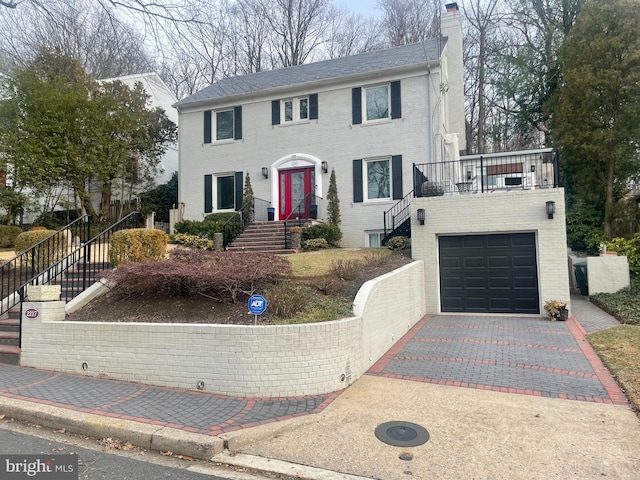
<box><xmin>0</xmin><ymin>396</ymin><xmax>223</xmax><ymax>460</ymax></box>
<box><xmin>213</xmin><ymin>452</ymin><xmax>373</xmax><ymax>480</ymax></box>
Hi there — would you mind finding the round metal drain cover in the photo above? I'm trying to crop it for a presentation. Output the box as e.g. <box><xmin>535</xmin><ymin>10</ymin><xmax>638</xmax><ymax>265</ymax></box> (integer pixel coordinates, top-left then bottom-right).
<box><xmin>375</xmin><ymin>421</ymin><xmax>429</xmax><ymax>447</ymax></box>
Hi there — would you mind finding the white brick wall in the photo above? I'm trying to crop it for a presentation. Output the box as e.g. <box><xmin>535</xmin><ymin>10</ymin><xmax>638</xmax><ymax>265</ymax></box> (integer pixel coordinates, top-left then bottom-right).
<box><xmin>587</xmin><ymin>256</ymin><xmax>630</xmax><ymax>294</ymax></box>
<box><xmin>20</xmin><ymin>261</ymin><xmax>425</xmax><ymax>397</ymax></box>
<box><xmin>411</xmin><ymin>188</ymin><xmax>570</xmax><ymax>314</ymax></box>
<box><xmin>178</xmin><ymin>68</ymin><xmax>453</xmax><ymax>248</ymax></box>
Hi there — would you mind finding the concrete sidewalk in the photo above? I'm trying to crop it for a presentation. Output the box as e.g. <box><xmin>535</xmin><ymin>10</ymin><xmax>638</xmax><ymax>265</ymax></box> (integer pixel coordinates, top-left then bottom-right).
<box><xmin>1</xmin><ymin>295</ymin><xmax>639</xmax><ymax>479</ymax></box>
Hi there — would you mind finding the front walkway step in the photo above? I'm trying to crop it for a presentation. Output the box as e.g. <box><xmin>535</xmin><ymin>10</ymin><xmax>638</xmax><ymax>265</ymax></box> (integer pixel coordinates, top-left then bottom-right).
<box><xmin>0</xmin><ymin>344</ymin><xmax>20</xmax><ymax>365</ymax></box>
<box><xmin>0</xmin><ymin>331</ymin><xmax>19</xmax><ymax>345</ymax></box>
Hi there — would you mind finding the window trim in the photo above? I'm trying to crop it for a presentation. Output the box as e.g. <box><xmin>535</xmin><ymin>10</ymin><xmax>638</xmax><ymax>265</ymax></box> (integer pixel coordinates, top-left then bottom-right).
<box><xmin>214</xmin><ymin>108</ymin><xmax>235</xmax><ymax>141</ymax></box>
<box><xmin>366</xmin><ymin>231</ymin><xmax>385</xmax><ymax>248</ymax></box>
<box><xmin>281</xmin><ymin>96</ymin><xmax>310</xmax><ymax>123</ymax></box>
<box><xmin>363</xmin><ymin>156</ymin><xmax>392</xmax><ymax>202</ymax></box>
<box><xmin>363</xmin><ymin>83</ymin><xmax>390</xmax><ymax>123</ymax></box>
<box><xmin>215</xmin><ymin>173</ymin><xmax>236</xmax><ymax>211</ymax></box>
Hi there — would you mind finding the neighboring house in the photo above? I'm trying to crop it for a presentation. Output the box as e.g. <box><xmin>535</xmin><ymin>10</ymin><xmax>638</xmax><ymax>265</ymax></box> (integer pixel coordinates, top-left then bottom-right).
<box><xmin>91</xmin><ymin>72</ymin><xmax>179</xmax><ymax>214</ymax></box>
<box><xmin>175</xmin><ymin>2</ymin><xmax>570</xmax><ymax>316</ymax></box>
<box><xmin>175</xmin><ymin>4</ymin><xmax>466</xmax><ymax>248</ymax></box>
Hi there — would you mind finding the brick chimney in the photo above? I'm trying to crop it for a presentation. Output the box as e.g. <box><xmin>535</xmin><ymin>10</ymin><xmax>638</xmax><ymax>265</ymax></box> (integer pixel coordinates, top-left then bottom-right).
<box><xmin>441</xmin><ymin>2</ymin><xmax>466</xmax><ymax>154</ymax></box>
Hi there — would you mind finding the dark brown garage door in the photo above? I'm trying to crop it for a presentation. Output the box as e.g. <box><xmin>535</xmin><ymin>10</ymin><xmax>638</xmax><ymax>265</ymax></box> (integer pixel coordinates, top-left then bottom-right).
<box><xmin>439</xmin><ymin>233</ymin><xmax>539</xmax><ymax>314</ymax></box>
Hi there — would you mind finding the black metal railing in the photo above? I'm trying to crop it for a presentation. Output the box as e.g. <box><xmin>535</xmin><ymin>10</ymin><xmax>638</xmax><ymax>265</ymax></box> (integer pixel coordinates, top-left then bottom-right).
<box><xmin>0</xmin><ymin>215</ymin><xmax>93</xmax><ymax>318</ymax></box>
<box><xmin>222</xmin><ymin>197</ymin><xmax>271</xmax><ymax>246</ymax></box>
<box><xmin>283</xmin><ymin>193</ymin><xmax>323</xmax><ymax>248</ymax></box>
<box><xmin>382</xmin><ymin>191</ymin><xmax>413</xmax><ymax>242</ymax></box>
<box><xmin>413</xmin><ymin>149</ymin><xmax>558</xmax><ymax>196</ymax></box>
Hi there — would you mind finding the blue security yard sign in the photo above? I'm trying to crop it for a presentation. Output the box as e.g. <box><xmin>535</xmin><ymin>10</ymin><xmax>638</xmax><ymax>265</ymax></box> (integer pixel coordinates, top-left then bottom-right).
<box><xmin>248</xmin><ymin>294</ymin><xmax>267</xmax><ymax>316</ymax></box>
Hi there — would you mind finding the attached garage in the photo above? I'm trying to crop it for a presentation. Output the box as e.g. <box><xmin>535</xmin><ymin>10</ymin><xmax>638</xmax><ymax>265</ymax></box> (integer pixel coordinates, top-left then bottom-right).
<box><xmin>439</xmin><ymin>233</ymin><xmax>540</xmax><ymax>314</ymax></box>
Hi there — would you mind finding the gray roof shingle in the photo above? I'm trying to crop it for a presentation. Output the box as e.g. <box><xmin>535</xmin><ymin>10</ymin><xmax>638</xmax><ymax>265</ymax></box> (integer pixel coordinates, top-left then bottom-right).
<box><xmin>176</xmin><ymin>38</ymin><xmax>446</xmax><ymax>108</ymax></box>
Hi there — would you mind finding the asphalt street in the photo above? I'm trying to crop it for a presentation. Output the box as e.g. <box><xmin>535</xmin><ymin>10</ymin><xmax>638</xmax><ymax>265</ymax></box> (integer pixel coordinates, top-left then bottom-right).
<box><xmin>0</xmin><ymin>419</ymin><xmax>279</xmax><ymax>480</ymax></box>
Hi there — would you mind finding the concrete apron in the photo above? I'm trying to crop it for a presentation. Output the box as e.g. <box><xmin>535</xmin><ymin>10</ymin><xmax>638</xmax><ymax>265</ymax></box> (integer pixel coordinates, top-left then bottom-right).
<box><xmin>229</xmin><ymin>375</ymin><xmax>640</xmax><ymax>480</ymax></box>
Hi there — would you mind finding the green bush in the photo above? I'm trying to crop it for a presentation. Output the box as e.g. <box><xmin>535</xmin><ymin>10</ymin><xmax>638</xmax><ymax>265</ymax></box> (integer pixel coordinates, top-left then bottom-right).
<box><xmin>604</xmin><ymin>233</ymin><xmax>640</xmax><ymax>274</ymax></box>
<box><xmin>174</xmin><ymin>213</ymin><xmax>239</xmax><ymax>240</ymax></box>
<box><xmin>14</xmin><ymin>230</ymin><xmax>68</xmax><ymax>270</ymax></box>
<box><xmin>0</xmin><ymin>225</ymin><xmax>23</xmax><ymax>248</ymax></box>
<box><xmin>169</xmin><ymin>233</ymin><xmax>214</xmax><ymax>250</ymax></box>
<box><xmin>591</xmin><ymin>277</ymin><xmax>640</xmax><ymax>325</ymax></box>
<box><xmin>302</xmin><ymin>224</ymin><xmax>342</xmax><ymax>247</ymax></box>
<box><xmin>109</xmin><ymin>228</ymin><xmax>168</xmax><ymax>267</ymax></box>
<box><xmin>386</xmin><ymin>236</ymin><xmax>410</xmax><ymax>251</ymax></box>
<box><xmin>304</xmin><ymin>238</ymin><xmax>329</xmax><ymax>251</ymax></box>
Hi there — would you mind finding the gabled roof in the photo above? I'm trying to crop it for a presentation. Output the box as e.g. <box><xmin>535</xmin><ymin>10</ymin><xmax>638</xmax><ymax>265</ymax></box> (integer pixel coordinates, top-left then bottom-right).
<box><xmin>176</xmin><ymin>38</ymin><xmax>446</xmax><ymax>108</ymax></box>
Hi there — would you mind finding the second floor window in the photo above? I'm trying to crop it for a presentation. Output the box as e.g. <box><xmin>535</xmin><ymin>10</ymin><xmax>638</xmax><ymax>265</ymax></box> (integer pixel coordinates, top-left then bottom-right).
<box><xmin>283</xmin><ymin>97</ymin><xmax>309</xmax><ymax>123</ymax></box>
<box><xmin>216</xmin><ymin>109</ymin><xmax>234</xmax><ymax>140</ymax></box>
<box><xmin>365</xmin><ymin>85</ymin><xmax>390</xmax><ymax>121</ymax></box>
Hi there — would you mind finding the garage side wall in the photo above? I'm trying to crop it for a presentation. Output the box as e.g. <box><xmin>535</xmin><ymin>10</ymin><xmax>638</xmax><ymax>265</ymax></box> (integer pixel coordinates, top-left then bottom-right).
<box><xmin>411</xmin><ymin>188</ymin><xmax>569</xmax><ymax>314</ymax></box>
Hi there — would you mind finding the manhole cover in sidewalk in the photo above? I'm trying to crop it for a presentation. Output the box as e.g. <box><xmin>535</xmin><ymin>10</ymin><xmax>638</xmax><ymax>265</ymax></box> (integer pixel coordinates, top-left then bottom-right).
<box><xmin>375</xmin><ymin>421</ymin><xmax>429</xmax><ymax>447</ymax></box>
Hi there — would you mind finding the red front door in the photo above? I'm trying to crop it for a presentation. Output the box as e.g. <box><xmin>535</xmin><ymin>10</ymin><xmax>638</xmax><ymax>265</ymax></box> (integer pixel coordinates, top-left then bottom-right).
<box><xmin>279</xmin><ymin>167</ymin><xmax>315</xmax><ymax>220</ymax></box>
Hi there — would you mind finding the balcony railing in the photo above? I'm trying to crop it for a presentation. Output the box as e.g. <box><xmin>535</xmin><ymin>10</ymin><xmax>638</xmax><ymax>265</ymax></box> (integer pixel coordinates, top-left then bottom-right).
<box><xmin>413</xmin><ymin>148</ymin><xmax>558</xmax><ymax>197</ymax></box>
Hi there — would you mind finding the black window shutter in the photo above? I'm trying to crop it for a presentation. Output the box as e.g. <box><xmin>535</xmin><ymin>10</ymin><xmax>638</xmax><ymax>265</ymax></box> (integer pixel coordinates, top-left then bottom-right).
<box><xmin>272</xmin><ymin>100</ymin><xmax>280</xmax><ymax>125</ymax></box>
<box><xmin>352</xmin><ymin>88</ymin><xmax>362</xmax><ymax>125</ymax></box>
<box><xmin>234</xmin><ymin>171</ymin><xmax>243</xmax><ymax>210</ymax></box>
<box><xmin>204</xmin><ymin>174</ymin><xmax>213</xmax><ymax>213</ymax></box>
<box><xmin>309</xmin><ymin>94</ymin><xmax>318</xmax><ymax>120</ymax></box>
<box><xmin>234</xmin><ymin>106</ymin><xmax>242</xmax><ymax>140</ymax></box>
<box><xmin>392</xmin><ymin>155</ymin><xmax>403</xmax><ymax>200</ymax></box>
<box><xmin>353</xmin><ymin>159</ymin><xmax>363</xmax><ymax>203</ymax></box>
<box><xmin>204</xmin><ymin>110</ymin><xmax>212</xmax><ymax>144</ymax></box>
<box><xmin>391</xmin><ymin>81</ymin><xmax>401</xmax><ymax>119</ymax></box>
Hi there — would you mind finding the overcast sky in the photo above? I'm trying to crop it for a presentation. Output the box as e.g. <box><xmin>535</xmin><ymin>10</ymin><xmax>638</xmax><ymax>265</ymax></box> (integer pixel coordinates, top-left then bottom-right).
<box><xmin>335</xmin><ymin>0</ymin><xmax>379</xmax><ymax>15</ymax></box>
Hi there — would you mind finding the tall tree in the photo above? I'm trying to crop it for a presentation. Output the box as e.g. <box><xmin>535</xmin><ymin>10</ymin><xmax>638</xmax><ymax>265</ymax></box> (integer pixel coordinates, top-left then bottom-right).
<box><xmin>378</xmin><ymin>0</ymin><xmax>440</xmax><ymax>46</ymax></box>
<box><xmin>0</xmin><ymin>0</ymin><xmax>155</xmax><ymax>78</ymax></box>
<box><xmin>550</xmin><ymin>0</ymin><xmax>640</xmax><ymax>239</ymax></box>
<box><xmin>0</xmin><ymin>50</ymin><xmax>176</xmax><ymax>222</ymax></box>
<box><xmin>492</xmin><ymin>0</ymin><xmax>585</xmax><ymax>143</ymax></box>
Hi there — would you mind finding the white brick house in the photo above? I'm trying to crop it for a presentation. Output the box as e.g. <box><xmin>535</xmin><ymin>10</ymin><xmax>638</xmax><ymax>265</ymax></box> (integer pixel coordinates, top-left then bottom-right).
<box><xmin>175</xmin><ymin>4</ymin><xmax>466</xmax><ymax>248</ymax></box>
<box><xmin>175</xmin><ymin>2</ymin><xmax>570</xmax><ymax>316</ymax></box>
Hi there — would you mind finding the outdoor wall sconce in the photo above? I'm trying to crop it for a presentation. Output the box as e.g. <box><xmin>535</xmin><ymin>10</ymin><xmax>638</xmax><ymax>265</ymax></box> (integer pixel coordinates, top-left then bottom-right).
<box><xmin>321</xmin><ymin>161</ymin><xmax>328</xmax><ymax>173</ymax></box>
<box><xmin>546</xmin><ymin>200</ymin><xmax>555</xmax><ymax>219</ymax></box>
<box><xmin>262</xmin><ymin>167</ymin><xmax>269</xmax><ymax>179</ymax></box>
<box><xmin>417</xmin><ymin>208</ymin><xmax>426</xmax><ymax>225</ymax></box>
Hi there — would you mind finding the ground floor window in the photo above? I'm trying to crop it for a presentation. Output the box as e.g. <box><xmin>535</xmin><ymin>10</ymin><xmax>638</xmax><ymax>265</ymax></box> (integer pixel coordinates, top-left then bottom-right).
<box><xmin>367</xmin><ymin>231</ymin><xmax>385</xmax><ymax>247</ymax></box>
<box><xmin>216</xmin><ymin>175</ymin><xmax>235</xmax><ymax>210</ymax></box>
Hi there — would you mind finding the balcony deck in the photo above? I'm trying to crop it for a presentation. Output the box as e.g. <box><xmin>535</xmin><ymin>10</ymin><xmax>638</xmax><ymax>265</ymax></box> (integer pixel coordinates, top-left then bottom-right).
<box><xmin>413</xmin><ymin>148</ymin><xmax>558</xmax><ymax>197</ymax></box>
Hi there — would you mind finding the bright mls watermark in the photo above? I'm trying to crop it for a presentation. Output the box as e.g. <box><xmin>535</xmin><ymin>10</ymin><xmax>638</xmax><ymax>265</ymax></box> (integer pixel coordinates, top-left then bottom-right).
<box><xmin>1</xmin><ymin>455</ymin><xmax>77</xmax><ymax>479</ymax></box>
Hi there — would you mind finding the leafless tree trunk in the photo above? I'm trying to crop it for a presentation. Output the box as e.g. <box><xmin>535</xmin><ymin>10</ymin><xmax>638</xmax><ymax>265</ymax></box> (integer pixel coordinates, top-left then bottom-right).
<box><xmin>378</xmin><ymin>0</ymin><xmax>440</xmax><ymax>47</ymax></box>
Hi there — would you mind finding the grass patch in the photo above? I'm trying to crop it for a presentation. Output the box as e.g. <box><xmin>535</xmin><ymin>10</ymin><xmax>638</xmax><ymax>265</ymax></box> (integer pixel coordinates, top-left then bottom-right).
<box><xmin>284</xmin><ymin>248</ymin><xmax>392</xmax><ymax>277</ymax></box>
<box><xmin>588</xmin><ymin>325</ymin><xmax>640</xmax><ymax>413</ymax></box>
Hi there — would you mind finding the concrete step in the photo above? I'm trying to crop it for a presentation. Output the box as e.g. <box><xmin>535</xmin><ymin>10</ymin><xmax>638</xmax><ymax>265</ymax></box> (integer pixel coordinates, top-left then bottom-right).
<box><xmin>0</xmin><ymin>344</ymin><xmax>20</xmax><ymax>365</ymax></box>
<box><xmin>0</xmin><ymin>318</ymin><xmax>19</xmax><ymax>333</ymax></box>
<box><xmin>0</xmin><ymin>331</ymin><xmax>19</xmax><ymax>346</ymax></box>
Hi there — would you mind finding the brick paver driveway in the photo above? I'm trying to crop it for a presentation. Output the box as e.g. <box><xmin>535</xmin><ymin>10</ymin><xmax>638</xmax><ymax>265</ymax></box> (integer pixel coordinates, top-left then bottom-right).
<box><xmin>368</xmin><ymin>314</ymin><xmax>626</xmax><ymax>405</ymax></box>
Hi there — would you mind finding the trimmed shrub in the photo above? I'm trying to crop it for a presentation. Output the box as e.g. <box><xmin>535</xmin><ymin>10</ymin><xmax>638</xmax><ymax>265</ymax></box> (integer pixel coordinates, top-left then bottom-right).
<box><xmin>604</xmin><ymin>233</ymin><xmax>640</xmax><ymax>274</ymax></box>
<box><xmin>302</xmin><ymin>224</ymin><xmax>342</xmax><ymax>247</ymax></box>
<box><xmin>14</xmin><ymin>230</ymin><xmax>68</xmax><ymax>269</ymax></box>
<box><xmin>304</xmin><ymin>238</ymin><xmax>329</xmax><ymax>251</ymax></box>
<box><xmin>109</xmin><ymin>228</ymin><xmax>168</xmax><ymax>267</ymax></box>
<box><xmin>174</xmin><ymin>213</ymin><xmax>239</xmax><ymax>240</ymax></box>
<box><xmin>386</xmin><ymin>236</ymin><xmax>410</xmax><ymax>251</ymax></box>
<box><xmin>169</xmin><ymin>233</ymin><xmax>214</xmax><ymax>250</ymax></box>
<box><xmin>105</xmin><ymin>248</ymin><xmax>291</xmax><ymax>303</ymax></box>
<box><xmin>0</xmin><ymin>225</ymin><xmax>23</xmax><ymax>248</ymax></box>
